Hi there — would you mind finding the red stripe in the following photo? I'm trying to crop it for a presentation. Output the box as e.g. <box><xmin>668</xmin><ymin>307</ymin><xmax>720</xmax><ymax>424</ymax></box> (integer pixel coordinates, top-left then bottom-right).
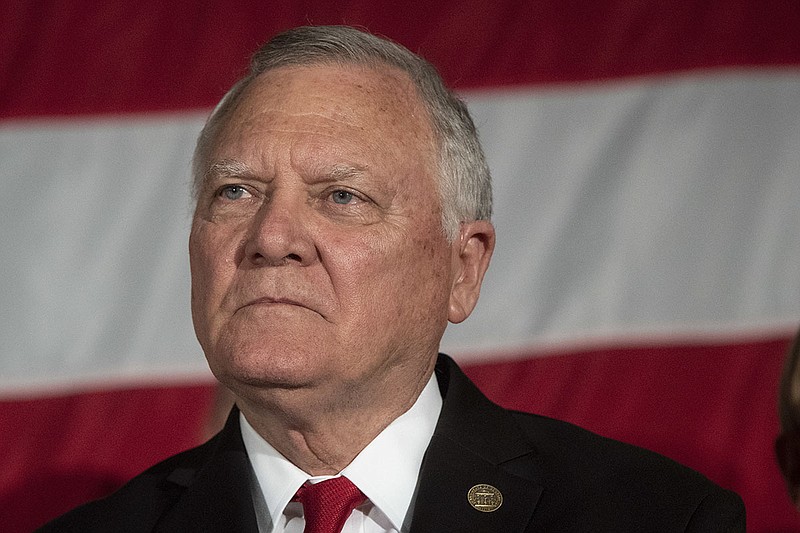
<box><xmin>2</xmin><ymin>1</ymin><xmax>799</xmax><ymax>119</ymax></box>
<box><xmin>0</xmin><ymin>384</ymin><xmax>218</xmax><ymax>532</ymax></box>
<box><xmin>1</xmin><ymin>336</ymin><xmax>795</xmax><ymax>532</ymax></box>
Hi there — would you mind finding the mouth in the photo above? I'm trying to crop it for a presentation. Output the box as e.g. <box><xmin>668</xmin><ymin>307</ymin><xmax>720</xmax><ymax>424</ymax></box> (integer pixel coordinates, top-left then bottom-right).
<box><xmin>239</xmin><ymin>296</ymin><xmax>322</xmax><ymax>317</ymax></box>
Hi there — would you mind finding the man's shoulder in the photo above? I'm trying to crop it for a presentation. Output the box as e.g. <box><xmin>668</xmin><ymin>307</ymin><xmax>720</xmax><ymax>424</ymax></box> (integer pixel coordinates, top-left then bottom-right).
<box><xmin>506</xmin><ymin>409</ymin><xmax>745</xmax><ymax>530</ymax></box>
<box><xmin>508</xmin><ymin>408</ymin><xmax>715</xmax><ymax>486</ymax></box>
<box><xmin>36</xmin><ymin>437</ymin><xmax>220</xmax><ymax>532</ymax></box>
<box><xmin>425</xmin><ymin>355</ymin><xmax>745</xmax><ymax>530</ymax></box>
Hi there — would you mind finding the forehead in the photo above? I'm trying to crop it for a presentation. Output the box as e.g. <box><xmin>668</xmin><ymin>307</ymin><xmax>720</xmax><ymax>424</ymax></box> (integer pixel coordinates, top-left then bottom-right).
<box><xmin>212</xmin><ymin>63</ymin><xmax>437</xmax><ymax>165</ymax></box>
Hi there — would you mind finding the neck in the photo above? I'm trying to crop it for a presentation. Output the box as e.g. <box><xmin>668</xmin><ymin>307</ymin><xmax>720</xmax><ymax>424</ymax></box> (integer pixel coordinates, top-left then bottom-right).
<box><xmin>235</xmin><ymin>366</ymin><xmax>433</xmax><ymax>475</ymax></box>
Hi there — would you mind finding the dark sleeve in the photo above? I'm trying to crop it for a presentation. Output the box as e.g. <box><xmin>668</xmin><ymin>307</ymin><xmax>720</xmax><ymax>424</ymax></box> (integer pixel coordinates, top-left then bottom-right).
<box><xmin>685</xmin><ymin>489</ymin><xmax>746</xmax><ymax>533</ymax></box>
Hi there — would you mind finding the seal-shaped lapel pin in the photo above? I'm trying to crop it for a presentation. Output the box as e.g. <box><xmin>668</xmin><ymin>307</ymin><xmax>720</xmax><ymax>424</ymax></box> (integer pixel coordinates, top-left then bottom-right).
<box><xmin>467</xmin><ymin>484</ymin><xmax>503</xmax><ymax>512</ymax></box>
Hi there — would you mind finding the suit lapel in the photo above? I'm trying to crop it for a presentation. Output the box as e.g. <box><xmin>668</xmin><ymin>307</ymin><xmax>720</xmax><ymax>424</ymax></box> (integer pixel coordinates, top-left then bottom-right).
<box><xmin>410</xmin><ymin>355</ymin><xmax>543</xmax><ymax>532</ymax></box>
<box><xmin>155</xmin><ymin>408</ymin><xmax>259</xmax><ymax>532</ymax></box>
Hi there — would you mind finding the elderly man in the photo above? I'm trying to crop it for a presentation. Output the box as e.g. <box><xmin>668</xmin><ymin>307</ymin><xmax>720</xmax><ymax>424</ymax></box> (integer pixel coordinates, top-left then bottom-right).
<box><xmin>42</xmin><ymin>26</ymin><xmax>744</xmax><ymax>532</ymax></box>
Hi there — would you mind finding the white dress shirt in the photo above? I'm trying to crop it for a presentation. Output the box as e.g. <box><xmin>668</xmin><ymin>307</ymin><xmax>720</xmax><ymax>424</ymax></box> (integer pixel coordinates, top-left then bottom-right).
<box><xmin>240</xmin><ymin>374</ymin><xmax>443</xmax><ymax>533</ymax></box>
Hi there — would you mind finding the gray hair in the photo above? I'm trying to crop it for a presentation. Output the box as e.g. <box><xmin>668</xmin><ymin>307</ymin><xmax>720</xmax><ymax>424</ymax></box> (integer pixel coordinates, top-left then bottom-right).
<box><xmin>193</xmin><ymin>25</ymin><xmax>492</xmax><ymax>240</ymax></box>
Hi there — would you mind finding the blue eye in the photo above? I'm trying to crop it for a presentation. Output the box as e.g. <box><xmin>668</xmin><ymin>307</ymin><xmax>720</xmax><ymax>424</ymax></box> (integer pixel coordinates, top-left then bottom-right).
<box><xmin>220</xmin><ymin>185</ymin><xmax>248</xmax><ymax>200</ymax></box>
<box><xmin>331</xmin><ymin>190</ymin><xmax>355</xmax><ymax>205</ymax></box>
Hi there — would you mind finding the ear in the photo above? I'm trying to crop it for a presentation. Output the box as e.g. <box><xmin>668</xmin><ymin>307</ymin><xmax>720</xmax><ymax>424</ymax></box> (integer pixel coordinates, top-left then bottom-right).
<box><xmin>448</xmin><ymin>220</ymin><xmax>495</xmax><ymax>324</ymax></box>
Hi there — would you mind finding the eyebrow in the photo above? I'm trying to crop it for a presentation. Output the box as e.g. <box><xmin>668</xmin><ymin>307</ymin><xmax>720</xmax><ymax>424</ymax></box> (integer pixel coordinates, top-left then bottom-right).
<box><xmin>200</xmin><ymin>160</ymin><xmax>368</xmax><ymax>186</ymax></box>
<box><xmin>204</xmin><ymin>159</ymin><xmax>257</xmax><ymax>180</ymax></box>
<box><xmin>327</xmin><ymin>164</ymin><xmax>367</xmax><ymax>182</ymax></box>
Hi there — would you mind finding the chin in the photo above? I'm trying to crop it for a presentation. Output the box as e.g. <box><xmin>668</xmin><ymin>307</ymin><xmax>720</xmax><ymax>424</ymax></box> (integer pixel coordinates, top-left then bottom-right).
<box><xmin>208</xmin><ymin>345</ymin><xmax>323</xmax><ymax>392</ymax></box>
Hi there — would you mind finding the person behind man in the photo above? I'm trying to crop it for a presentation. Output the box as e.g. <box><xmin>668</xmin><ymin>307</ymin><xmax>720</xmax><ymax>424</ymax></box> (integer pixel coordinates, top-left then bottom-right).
<box><xmin>40</xmin><ymin>25</ymin><xmax>745</xmax><ymax>532</ymax></box>
<box><xmin>777</xmin><ymin>325</ymin><xmax>800</xmax><ymax>509</ymax></box>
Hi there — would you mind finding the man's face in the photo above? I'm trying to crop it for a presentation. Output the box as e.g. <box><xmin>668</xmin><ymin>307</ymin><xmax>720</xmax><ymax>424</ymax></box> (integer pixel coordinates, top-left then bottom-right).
<box><xmin>189</xmin><ymin>64</ymin><xmax>463</xmax><ymax>402</ymax></box>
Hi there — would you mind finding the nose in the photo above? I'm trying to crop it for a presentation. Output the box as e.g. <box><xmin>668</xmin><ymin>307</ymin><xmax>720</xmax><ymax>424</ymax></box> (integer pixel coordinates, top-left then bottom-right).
<box><xmin>243</xmin><ymin>191</ymin><xmax>316</xmax><ymax>267</ymax></box>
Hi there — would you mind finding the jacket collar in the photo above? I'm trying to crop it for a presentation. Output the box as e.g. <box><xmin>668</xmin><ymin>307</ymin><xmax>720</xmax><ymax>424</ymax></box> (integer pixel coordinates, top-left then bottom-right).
<box><xmin>156</xmin><ymin>354</ymin><xmax>542</xmax><ymax>532</ymax></box>
<box><xmin>155</xmin><ymin>409</ymin><xmax>259</xmax><ymax>532</ymax></box>
<box><xmin>409</xmin><ymin>354</ymin><xmax>543</xmax><ymax>532</ymax></box>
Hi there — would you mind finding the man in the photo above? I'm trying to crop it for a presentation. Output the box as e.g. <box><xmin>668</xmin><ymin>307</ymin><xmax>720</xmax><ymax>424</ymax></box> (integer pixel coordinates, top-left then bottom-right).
<box><xmin>41</xmin><ymin>25</ymin><xmax>745</xmax><ymax>532</ymax></box>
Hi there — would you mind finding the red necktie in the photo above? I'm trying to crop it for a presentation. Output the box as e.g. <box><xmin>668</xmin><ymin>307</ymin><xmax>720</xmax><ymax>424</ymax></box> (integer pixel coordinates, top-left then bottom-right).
<box><xmin>293</xmin><ymin>477</ymin><xmax>366</xmax><ymax>533</ymax></box>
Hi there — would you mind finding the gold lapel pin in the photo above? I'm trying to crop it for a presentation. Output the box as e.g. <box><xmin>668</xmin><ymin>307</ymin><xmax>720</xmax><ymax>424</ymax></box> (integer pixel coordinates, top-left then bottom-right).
<box><xmin>467</xmin><ymin>484</ymin><xmax>503</xmax><ymax>512</ymax></box>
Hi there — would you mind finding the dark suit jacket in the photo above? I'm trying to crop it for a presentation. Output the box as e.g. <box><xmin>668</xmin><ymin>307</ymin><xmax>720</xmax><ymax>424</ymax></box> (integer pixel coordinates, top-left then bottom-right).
<box><xmin>39</xmin><ymin>354</ymin><xmax>745</xmax><ymax>532</ymax></box>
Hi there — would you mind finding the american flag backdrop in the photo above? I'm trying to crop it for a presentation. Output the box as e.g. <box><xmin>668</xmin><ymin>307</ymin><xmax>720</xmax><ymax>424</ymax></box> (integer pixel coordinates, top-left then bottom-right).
<box><xmin>2</xmin><ymin>2</ymin><xmax>799</xmax><ymax>531</ymax></box>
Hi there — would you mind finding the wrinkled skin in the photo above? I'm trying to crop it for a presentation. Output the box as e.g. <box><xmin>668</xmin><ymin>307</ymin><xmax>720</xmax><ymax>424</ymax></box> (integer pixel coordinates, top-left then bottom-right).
<box><xmin>189</xmin><ymin>63</ymin><xmax>494</xmax><ymax>472</ymax></box>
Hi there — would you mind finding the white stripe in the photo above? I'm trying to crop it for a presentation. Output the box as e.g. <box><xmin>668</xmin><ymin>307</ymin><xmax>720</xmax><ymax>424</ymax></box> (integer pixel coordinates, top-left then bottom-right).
<box><xmin>1</xmin><ymin>70</ymin><xmax>799</xmax><ymax>392</ymax></box>
<box><xmin>445</xmin><ymin>69</ymin><xmax>800</xmax><ymax>360</ymax></box>
<box><xmin>0</xmin><ymin>114</ymin><xmax>210</xmax><ymax>393</ymax></box>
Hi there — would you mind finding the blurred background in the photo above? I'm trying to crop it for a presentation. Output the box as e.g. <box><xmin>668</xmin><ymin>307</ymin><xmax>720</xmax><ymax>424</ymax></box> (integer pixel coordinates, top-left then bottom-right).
<box><xmin>1</xmin><ymin>1</ymin><xmax>799</xmax><ymax>531</ymax></box>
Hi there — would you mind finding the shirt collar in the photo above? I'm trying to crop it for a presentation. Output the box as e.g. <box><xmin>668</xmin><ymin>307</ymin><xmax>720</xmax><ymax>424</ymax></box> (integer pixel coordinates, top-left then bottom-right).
<box><xmin>240</xmin><ymin>373</ymin><xmax>442</xmax><ymax>531</ymax></box>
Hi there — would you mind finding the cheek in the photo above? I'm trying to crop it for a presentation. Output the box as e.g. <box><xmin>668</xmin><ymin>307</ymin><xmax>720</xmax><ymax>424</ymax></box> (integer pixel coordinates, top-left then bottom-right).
<box><xmin>406</xmin><ymin>229</ymin><xmax>456</xmax><ymax>304</ymax></box>
<box><xmin>189</xmin><ymin>223</ymin><xmax>239</xmax><ymax>312</ymax></box>
<box><xmin>331</xmin><ymin>227</ymin><xmax>451</xmax><ymax>315</ymax></box>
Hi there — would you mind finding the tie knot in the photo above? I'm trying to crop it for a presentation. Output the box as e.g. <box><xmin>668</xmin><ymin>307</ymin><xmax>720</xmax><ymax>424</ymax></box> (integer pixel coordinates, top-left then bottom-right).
<box><xmin>293</xmin><ymin>477</ymin><xmax>366</xmax><ymax>533</ymax></box>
